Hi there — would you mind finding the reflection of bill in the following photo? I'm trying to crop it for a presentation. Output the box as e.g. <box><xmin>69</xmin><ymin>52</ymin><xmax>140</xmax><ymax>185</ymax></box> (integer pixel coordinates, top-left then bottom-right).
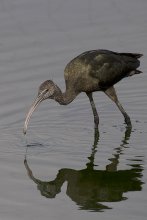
<box><xmin>24</xmin><ymin>127</ymin><xmax>143</xmax><ymax>212</ymax></box>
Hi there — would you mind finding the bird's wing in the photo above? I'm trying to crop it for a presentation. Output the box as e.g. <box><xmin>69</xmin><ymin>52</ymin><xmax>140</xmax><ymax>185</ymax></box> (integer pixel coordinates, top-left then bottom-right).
<box><xmin>86</xmin><ymin>51</ymin><xmax>140</xmax><ymax>89</ymax></box>
<box><xmin>64</xmin><ymin>50</ymin><xmax>141</xmax><ymax>90</ymax></box>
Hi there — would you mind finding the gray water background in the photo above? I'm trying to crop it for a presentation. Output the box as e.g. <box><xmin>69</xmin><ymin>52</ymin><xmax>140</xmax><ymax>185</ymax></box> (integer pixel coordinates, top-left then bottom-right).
<box><xmin>0</xmin><ymin>0</ymin><xmax>147</xmax><ymax>219</ymax></box>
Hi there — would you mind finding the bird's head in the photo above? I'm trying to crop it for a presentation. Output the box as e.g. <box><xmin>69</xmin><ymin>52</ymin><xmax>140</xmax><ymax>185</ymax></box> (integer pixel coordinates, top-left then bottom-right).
<box><xmin>23</xmin><ymin>80</ymin><xmax>58</xmax><ymax>134</ymax></box>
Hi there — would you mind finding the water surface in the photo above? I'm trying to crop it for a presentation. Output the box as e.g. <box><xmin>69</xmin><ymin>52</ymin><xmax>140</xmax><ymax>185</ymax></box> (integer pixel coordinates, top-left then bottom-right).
<box><xmin>0</xmin><ymin>0</ymin><xmax>147</xmax><ymax>219</ymax></box>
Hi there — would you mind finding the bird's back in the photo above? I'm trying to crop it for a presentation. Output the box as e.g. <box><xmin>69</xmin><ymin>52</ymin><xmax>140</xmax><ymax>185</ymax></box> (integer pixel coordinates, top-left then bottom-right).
<box><xmin>64</xmin><ymin>50</ymin><xmax>142</xmax><ymax>92</ymax></box>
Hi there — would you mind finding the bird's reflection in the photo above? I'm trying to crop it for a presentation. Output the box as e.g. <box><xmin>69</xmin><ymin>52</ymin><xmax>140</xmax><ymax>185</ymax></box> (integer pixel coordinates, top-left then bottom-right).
<box><xmin>24</xmin><ymin>127</ymin><xmax>143</xmax><ymax>212</ymax></box>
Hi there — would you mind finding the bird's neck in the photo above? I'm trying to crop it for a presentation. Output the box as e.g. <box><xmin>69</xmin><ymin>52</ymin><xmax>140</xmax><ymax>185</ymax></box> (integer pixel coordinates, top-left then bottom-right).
<box><xmin>54</xmin><ymin>86</ymin><xmax>78</xmax><ymax>105</ymax></box>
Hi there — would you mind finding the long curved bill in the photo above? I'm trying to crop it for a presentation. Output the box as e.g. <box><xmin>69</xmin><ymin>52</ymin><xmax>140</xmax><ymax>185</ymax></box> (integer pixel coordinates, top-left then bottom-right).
<box><xmin>23</xmin><ymin>92</ymin><xmax>45</xmax><ymax>135</ymax></box>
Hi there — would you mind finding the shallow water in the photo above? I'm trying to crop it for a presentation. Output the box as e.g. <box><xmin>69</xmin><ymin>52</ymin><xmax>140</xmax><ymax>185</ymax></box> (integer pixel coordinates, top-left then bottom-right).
<box><xmin>0</xmin><ymin>0</ymin><xmax>147</xmax><ymax>219</ymax></box>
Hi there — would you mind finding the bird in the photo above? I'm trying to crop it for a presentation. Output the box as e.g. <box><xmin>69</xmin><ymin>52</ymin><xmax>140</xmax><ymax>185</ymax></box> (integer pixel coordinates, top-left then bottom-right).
<box><xmin>23</xmin><ymin>49</ymin><xmax>142</xmax><ymax>134</ymax></box>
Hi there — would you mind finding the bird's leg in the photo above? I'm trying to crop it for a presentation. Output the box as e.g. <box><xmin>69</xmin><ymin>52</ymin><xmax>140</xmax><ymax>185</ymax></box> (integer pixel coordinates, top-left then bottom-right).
<box><xmin>104</xmin><ymin>86</ymin><xmax>132</xmax><ymax>127</ymax></box>
<box><xmin>87</xmin><ymin>93</ymin><xmax>99</xmax><ymax>128</ymax></box>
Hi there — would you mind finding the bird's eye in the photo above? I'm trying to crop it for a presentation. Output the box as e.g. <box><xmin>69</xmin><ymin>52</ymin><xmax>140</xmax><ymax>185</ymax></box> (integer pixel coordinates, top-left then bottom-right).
<box><xmin>38</xmin><ymin>89</ymin><xmax>48</xmax><ymax>97</ymax></box>
<box><xmin>43</xmin><ymin>90</ymin><xmax>51</xmax><ymax>99</ymax></box>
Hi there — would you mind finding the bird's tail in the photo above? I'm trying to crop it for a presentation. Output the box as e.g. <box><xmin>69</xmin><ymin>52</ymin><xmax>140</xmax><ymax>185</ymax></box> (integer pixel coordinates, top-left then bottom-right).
<box><xmin>135</xmin><ymin>70</ymin><xmax>142</xmax><ymax>74</ymax></box>
<box><xmin>120</xmin><ymin>52</ymin><xmax>143</xmax><ymax>59</ymax></box>
<box><xmin>127</xmin><ymin>69</ymin><xmax>142</xmax><ymax>77</ymax></box>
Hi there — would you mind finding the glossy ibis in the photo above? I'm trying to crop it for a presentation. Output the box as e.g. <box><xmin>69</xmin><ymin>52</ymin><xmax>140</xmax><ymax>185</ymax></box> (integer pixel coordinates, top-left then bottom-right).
<box><xmin>23</xmin><ymin>49</ymin><xmax>142</xmax><ymax>134</ymax></box>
